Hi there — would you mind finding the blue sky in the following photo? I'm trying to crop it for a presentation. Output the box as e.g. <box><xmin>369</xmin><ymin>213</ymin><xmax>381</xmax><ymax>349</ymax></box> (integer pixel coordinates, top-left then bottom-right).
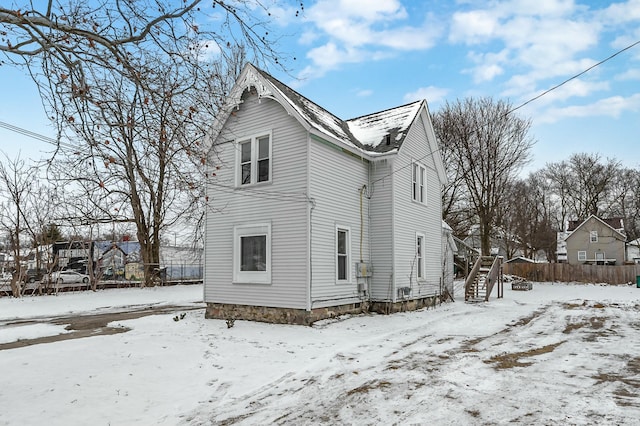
<box><xmin>1</xmin><ymin>0</ymin><xmax>639</xmax><ymax>174</ymax></box>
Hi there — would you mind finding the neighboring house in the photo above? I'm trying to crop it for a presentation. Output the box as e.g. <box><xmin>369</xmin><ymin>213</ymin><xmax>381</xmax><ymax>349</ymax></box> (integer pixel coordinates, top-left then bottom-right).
<box><xmin>462</xmin><ymin>224</ymin><xmax>525</xmax><ymax>259</ymax></box>
<box><xmin>556</xmin><ymin>230</ymin><xmax>570</xmax><ymax>263</ymax></box>
<box><xmin>626</xmin><ymin>238</ymin><xmax>640</xmax><ymax>263</ymax></box>
<box><xmin>204</xmin><ymin>64</ymin><xmax>447</xmax><ymax>324</ymax></box>
<box><xmin>442</xmin><ymin>221</ymin><xmax>457</xmax><ymax>298</ymax></box>
<box><xmin>94</xmin><ymin>241</ymin><xmax>201</xmax><ymax>281</ymax></box>
<box><xmin>160</xmin><ymin>246</ymin><xmax>203</xmax><ymax>280</ymax></box>
<box><xmin>563</xmin><ymin>215</ymin><xmax>626</xmax><ymax>265</ymax></box>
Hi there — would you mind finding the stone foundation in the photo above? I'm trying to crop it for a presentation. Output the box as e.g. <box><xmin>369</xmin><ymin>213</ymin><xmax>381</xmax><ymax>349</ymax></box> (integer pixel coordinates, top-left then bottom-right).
<box><xmin>370</xmin><ymin>295</ymin><xmax>442</xmax><ymax>315</ymax></box>
<box><xmin>206</xmin><ymin>295</ymin><xmax>444</xmax><ymax>326</ymax></box>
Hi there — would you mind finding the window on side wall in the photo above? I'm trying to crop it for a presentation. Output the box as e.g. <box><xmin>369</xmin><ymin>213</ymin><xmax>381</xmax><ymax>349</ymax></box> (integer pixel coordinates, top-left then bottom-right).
<box><xmin>590</xmin><ymin>231</ymin><xmax>598</xmax><ymax>243</ymax></box>
<box><xmin>412</xmin><ymin>162</ymin><xmax>426</xmax><ymax>204</ymax></box>
<box><xmin>416</xmin><ymin>232</ymin><xmax>426</xmax><ymax>280</ymax></box>
<box><xmin>336</xmin><ymin>226</ymin><xmax>351</xmax><ymax>283</ymax></box>
<box><xmin>577</xmin><ymin>250</ymin><xmax>587</xmax><ymax>262</ymax></box>
<box><xmin>237</xmin><ymin>133</ymin><xmax>271</xmax><ymax>186</ymax></box>
<box><xmin>233</xmin><ymin>223</ymin><xmax>271</xmax><ymax>284</ymax></box>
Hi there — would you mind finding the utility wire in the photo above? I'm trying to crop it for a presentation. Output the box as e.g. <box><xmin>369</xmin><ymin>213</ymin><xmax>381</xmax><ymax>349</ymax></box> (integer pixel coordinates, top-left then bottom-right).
<box><xmin>0</xmin><ymin>119</ymin><xmax>81</xmax><ymax>152</ymax></box>
<box><xmin>373</xmin><ymin>38</ymin><xmax>640</xmax><ymax>185</ymax></box>
<box><xmin>0</xmin><ymin>120</ymin><xmax>57</xmax><ymax>144</ymax></box>
<box><xmin>508</xmin><ymin>39</ymin><xmax>640</xmax><ymax>114</ymax></box>
<box><xmin>1</xmin><ymin>38</ymin><xmax>638</xmax><ymax>195</ymax></box>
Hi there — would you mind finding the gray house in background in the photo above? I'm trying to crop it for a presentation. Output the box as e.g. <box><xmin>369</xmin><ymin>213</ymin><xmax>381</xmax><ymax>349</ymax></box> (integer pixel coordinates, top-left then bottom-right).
<box><xmin>564</xmin><ymin>215</ymin><xmax>626</xmax><ymax>265</ymax></box>
<box><xmin>203</xmin><ymin>64</ymin><xmax>447</xmax><ymax>324</ymax></box>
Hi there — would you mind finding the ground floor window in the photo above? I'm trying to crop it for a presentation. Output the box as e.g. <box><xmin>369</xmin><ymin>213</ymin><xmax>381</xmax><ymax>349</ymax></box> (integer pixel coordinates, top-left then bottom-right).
<box><xmin>416</xmin><ymin>232</ymin><xmax>425</xmax><ymax>279</ymax></box>
<box><xmin>336</xmin><ymin>226</ymin><xmax>351</xmax><ymax>283</ymax></box>
<box><xmin>233</xmin><ymin>223</ymin><xmax>271</xmax><ymax>284</ymax></box>
<box><xmin>577</xmin><ymin>250</ymin><xmax>587</xmax><ymax>261</ymax></box>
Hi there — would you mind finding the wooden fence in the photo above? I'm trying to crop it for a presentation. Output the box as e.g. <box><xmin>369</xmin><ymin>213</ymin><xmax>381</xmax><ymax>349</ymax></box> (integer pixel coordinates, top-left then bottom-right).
<box><xmin>502</xmin><ymin>262</ymin><xmax>640</xmax><ymax>285</ymax></box>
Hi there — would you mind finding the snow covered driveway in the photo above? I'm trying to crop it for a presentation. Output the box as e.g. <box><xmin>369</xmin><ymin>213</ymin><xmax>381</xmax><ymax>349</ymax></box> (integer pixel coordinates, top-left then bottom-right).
<box><xmin>1</xmin><ymin>283</ymin><xmax>639</xmax><ymax>425</ymax></box>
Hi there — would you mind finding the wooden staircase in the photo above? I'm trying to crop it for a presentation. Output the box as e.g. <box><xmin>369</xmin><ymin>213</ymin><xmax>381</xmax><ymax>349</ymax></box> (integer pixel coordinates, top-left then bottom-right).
<box><xmin>465</xmin><ymin>256</ymin><xmax>504</xmax><ymax>302</ymax></box>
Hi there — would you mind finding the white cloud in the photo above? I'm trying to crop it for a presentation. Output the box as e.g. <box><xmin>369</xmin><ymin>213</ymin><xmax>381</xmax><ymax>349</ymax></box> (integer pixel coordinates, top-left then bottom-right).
<box><xmin>403</xmin><ymin>86</ymin><xmax>449</xmax><ymax>105</ymax></box>
<box><xmin>263</xmin><ymin>3</ymin><xmax>305</xmax><ymax>27</ymax></box>
<box><xmin>355</xmin><ymin>89</ymin><xmax>373</xmax><ymax>97</ymax></box>
<box><xmin>465</xmin><ymin>49</ymin><xmax>509</xmax><ymax>82</ymax></box>
<box><xmin>296</xmin><ymin>0</ymin><xmax>441</xmax><ymax>80</ymax></box>
<box><xmin>600</xmin><ymin>0</ymin><xmax>640</xmax><ymax>24</ymax></box>
<box><xmin>299</xmin><ymin>30</ymin><xmax>320</xmax><ymax>45</ymax></box>
<box><xmin>537</xmin><ymin>93</ymin><xmax>640</xmax><ymax>123</ymax></box>
<box><xmin>447</xmin><ymin>0</ymin><xmax>615</xmax><ymax>104</ymax></box>
<box><xmin>299</xmin><ymin>43</ymin><xmax>367</xmax><ymax>80</ymax></box>
<box><xmin>449</xmin><ymin>10</ymin><xmax>498</xmax><ymax>44</ymax></box>
<box><xmin>501</xmin><ymin>57</ymin><xmax>600</xmax><ymax>98</ymax></box>
<box><xmin>616</xmin><ymin>68</ymin><xmax>640</xmax><ymax>81</ymax></box>
<box><xmin>308</xmin><ymin>0</ymin><xmax>408</xmax><ymax>30</ymax></box>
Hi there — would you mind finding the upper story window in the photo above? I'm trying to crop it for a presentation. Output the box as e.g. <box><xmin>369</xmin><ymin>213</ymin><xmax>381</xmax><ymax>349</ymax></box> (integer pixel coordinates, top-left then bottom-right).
<box><xmin>578</xmin><ymin>250</ymin><xmax>587</xmax><ymax>261</ymax></box>
<box><xmin>237</xmin><ymin>133</ymin><xmax>271</xmax><ymax>186</ymax></box>
<box><xmin>412</xmin><ymin>162</ymin><xmax>426</xmax><ymax>204</ymax></box>
<box><xmin>590</xmin><ymin>231</ymin><xmax>598</xmax><ymax>243</ymax></box>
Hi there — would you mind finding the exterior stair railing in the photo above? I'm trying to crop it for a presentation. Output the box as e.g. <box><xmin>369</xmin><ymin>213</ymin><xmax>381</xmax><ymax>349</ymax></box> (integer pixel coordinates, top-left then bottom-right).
<box><xmin>464</xmin><ymin>256</ymin><xmax>504</xmax><ymax>302</ymax></box>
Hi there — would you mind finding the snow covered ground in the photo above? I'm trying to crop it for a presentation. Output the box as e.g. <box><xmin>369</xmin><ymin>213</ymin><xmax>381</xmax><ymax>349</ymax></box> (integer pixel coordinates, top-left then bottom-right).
<box><xmin>1</xmin><ymin>281</ymin><xmax>639</xmax><ymax>425</ymax></box>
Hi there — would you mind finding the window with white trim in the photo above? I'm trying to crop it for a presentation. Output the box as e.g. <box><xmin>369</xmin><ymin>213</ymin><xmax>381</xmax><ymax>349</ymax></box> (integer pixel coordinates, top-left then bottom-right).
<box><xmin>336</xmin><ymin>226</ymin><xmax>351</xmax><ymax>283</ymax></box>
<box><xmin>412</xmin><ymin>162</ymin><xmax>426</xmax><ymax>204</ymax></box>
<box><xmin>233</xmin><ymin>223</ymin><xmax>271</xmax><ymax>284</ymax></box>
<box><xmin>416</xmin><ymin>232</ymin><xmax>426</xmax><ymax>280</ymax></box>
<box><xmin>237</xmin><ymin>133</ymin><xmax>271</xmax><ymax>186</ymax></box>
<box><xmin>577</xmin><ymin>250</ymin><xmax>587</xmax><ymax>261</ymax></box>
<box><xmin>595</xmin><ymin>251</ymin><xmax>605</xmax><ymax>261</ymax></box>
<box><xmin>590</xmin><ymin>231</ymin><xmax>598</xmax><ymax>243</ymax></box>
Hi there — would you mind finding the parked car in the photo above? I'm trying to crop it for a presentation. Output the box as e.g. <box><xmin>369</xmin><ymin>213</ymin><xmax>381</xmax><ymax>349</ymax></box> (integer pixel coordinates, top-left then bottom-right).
<box><xmin>22</xmin><ymin>269</ymin><xmax>46</xmax><ymax>283</ymax></box>
<box><xmin>51</xmin><ymin>270</ymin><xmax>90</xmax><ymax>284</ymax></box>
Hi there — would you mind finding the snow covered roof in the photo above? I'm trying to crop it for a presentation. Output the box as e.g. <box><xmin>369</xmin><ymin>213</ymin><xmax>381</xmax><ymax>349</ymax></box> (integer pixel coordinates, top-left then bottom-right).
<box><xmin>250</xmin><ymin>65</ymin><xmax>424</xmax><ymax>156</ymax></box>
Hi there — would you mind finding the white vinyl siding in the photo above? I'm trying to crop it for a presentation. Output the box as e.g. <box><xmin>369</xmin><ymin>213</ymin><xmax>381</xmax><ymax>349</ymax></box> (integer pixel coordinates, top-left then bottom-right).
<box><xmin>308</xmin><ymin>136</ymin><xmax>368</xmax><ymax>307</ymax></box>
<box><xmin>392</xmin><ymin>111</ymin><xmax>442</xmax><ymax>299</ymax></box>
<box><xmin>205</xmin><ymin>91</ymin><xmax>308</xmax><ymax>309</ymax></box>
<box><xmin>368</xmin><ymin>158</ymin><xmax>394</xmax><ymax>301</ymax></box>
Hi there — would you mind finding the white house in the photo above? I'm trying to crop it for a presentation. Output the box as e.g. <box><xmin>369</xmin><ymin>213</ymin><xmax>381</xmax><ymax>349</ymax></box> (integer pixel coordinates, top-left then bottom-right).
<box><xmin>204</xmin><ymin>64</ymin><xmax>447</xmax><ymax>324</ymax></box>
<box><xmin>626</xmin><ymin>238</ymin><xmax>640</xmax><ymax>263</ymax></box>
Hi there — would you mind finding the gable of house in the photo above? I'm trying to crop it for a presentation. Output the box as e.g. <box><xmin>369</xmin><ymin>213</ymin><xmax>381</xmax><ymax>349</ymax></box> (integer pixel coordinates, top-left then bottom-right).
<box><xmin>565</xmin><ymin>215</ymin><xmax>626</xmax><ymax>264</ymax></box>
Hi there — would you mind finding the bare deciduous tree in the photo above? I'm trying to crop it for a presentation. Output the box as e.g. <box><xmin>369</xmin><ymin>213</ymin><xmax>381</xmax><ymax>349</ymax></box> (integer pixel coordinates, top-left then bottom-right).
<box><xmin>0</xmin><ymin>154</ymin><xmax>36</xmax><ymax>296</ymax></box>
<box><xmin>1</xmin><ymin>1</ymin><xmax>299</xmax><ymax>286</ymax></box>
<box><xmin>545</xmin><ymin>153</ymin><xmax>620</xmax><ymax>223</ymax></box>
<box><xmin>498</xmin><ymin>173</ymin><xmax>557</xmax><ymax>261</ymax></box>
<box><xmin>433</xmin><ymin>97</ymin><xmax>534</xmax><ymax>255</ymax></box>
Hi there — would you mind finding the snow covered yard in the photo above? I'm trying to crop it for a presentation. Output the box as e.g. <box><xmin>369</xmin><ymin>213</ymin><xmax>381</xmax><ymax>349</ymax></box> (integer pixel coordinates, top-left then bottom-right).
<box><xmin>1</xmin><ymin>282</ymin><xmax>639</xmax><ymax>425</ymax></box>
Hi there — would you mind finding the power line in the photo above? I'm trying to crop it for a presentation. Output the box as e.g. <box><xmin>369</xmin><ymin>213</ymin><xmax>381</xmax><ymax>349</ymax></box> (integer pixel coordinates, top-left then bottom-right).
<box><xmin>0</xmin><ymin>120</ymin><xmax>57</xmax><ymax>144</ymax></box>
<box><xmin>373</xmin><ymin>38</ymin><xmax>640</xmax><ymax>185</ymax></box>
<box><xmin>509</xmin><ymin>39</ymin><xmax>640</xmax><ymax>114</ymax></box>
<box><xmin>0</xmin><ymin>119</ymin><xmax>81</xmax><ymax>152</ymax></box>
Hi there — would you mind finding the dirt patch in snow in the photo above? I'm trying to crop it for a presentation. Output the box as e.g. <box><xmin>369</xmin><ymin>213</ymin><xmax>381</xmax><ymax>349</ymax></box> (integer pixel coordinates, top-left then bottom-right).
<box><xmin>485</xmin><ymin>341</ymin><xmax>565</xmax><ymax>369</ymax></box>
<box><xmin>0</xmin><ymin>305</ymin><xmax>204</xmax><ymax>351</ymax></box>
